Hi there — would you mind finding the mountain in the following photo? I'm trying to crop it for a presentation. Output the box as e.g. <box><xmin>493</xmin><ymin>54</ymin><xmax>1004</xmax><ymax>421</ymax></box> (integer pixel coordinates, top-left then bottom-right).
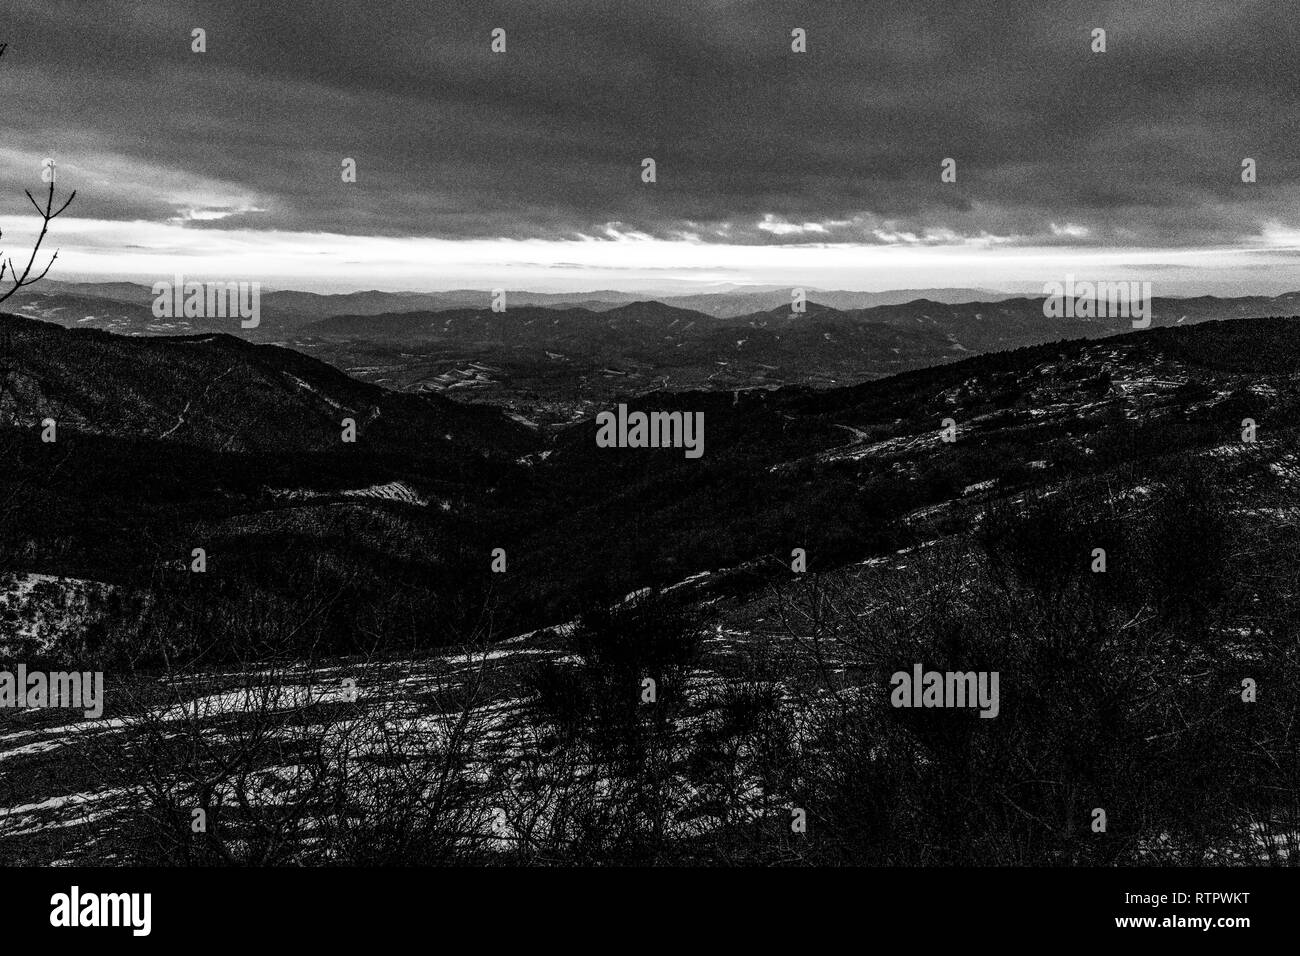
<box><xmin>0</xmin><ymin>311</ymin><xmax>538</xmax><ymax>586</ymax></box>
<box><xmin>0</xmin><ymin>314</ymin><xmax>531</xmax><ymax>458</ymax></box>
<box><xmin>5</xmin><ymin>303</ymin><xmax>1296</xmax><ymax>635</ymax></box>
<box><xmin>291</xmin><ymin>300</ymin><xmax>976</xmax><ymax>419</ymax></box>
<box><xmin>31</xmin><ymin>281</ymin><xmax>1017</xmax><ymax>321</ymax></box>
<box><xmin>485</xmin><ymin>313</ymin><xmax>1300</xmax><ymax>617</ymax></box>
<box><xmin>286</xmin><ymin>293</ymin><xmax>1300</xmax><ymax>422</ymax></box>
<box><xmin>651</xmin><ymin>287</ymin><xmax>1012</xmax><ymax>316</ymax></box>
<box><xmin>8</xmin><ymin>303</ymin><xmax>1293</xmax><ymax>617</ymax></box>
<box><xmin>13</xmin><ymin>281</ymin><xmax>1300</xmax><ymax>386</ymax></box>
<box><xmin>4</xmin><ymin>308</ymin><xmax>1300</xmax><ymax>868</ymax></box>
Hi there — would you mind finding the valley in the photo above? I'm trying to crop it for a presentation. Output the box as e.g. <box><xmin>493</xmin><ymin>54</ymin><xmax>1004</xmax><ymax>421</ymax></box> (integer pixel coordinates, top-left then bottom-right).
<box><xmin>2</xmin><ymin>306</ymin><xmax>1299</xmax><ymax>865</ymax></box>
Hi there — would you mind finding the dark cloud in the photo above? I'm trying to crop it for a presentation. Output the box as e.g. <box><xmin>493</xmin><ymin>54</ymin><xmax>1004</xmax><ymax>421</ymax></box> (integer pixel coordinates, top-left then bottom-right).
<box><xmin>3</xmin><ymin>0</ymin><xmax>1299</xmax><ymax>246</ymax></box>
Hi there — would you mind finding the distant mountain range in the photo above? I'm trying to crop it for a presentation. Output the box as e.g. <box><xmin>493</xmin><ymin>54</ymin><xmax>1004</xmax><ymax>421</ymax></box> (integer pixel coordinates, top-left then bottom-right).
<box><xmin>3</xmin><ymin>281</ymin><xmax>1026</xmax><ymax>340</ymax></box>
<box><xmin>290</xmin><ymin>293</ymin><xmax>1300</xmax><ymax>416</ymax></box>
<box><xmin>9</xmin><ymin>282</ymin><xmax>1300</xmax><ymax>422</ymax></box>
<box><xmin>19</xmin><ymin>281</ymin><xmax>1014</xmax><ymax>327</ymax></box>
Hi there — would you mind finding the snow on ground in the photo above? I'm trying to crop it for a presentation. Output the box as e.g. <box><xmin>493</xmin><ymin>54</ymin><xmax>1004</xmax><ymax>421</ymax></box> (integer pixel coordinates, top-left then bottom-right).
<box><xmin>506</xmin><ymin>412</ymin><xmax>540</xmax><ymax>429</ymax></box>
<box><xmin>0</xmin><ymin>573</ymin><xmax>110</xmax><ymax>655</ymax></box>
<box><xmin>281</xmin><ymin>372</ymin><xmax>347</xmax><ymax>412</ymax></box>
<box><xmin>341</xmin><ymin>481</ymin><xmax>428</xmax><ymax>506</ymax></box>
<box><xmin>268</xmin><ymin>480</ymin><xmax>428</xmax><ymax>507</ymax></box>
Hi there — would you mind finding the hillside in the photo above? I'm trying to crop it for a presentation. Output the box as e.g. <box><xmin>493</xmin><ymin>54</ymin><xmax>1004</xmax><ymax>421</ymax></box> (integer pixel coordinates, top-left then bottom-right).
<box><xmin>14</xmin><ymin>285</ymin><xmax>1300</xmax><ymax>428</ymax></box>
<box><xmin>3</xmin><ymin>314</ymin><xmax>1299</xmax><ymax>867</ymax></box>
<box><xmin>0</xmin><ymin>314</ymin><xmax>533</xmax><ymax>457</ymax></box>
<box><xmin>286</xmin><ymin>294</ymin><xmax>1300</xmax><ymax>422</ymax></box>
<box><xmin>0</xmin><ymin>313</ymin><xmax>535</xmax><ymax>635</ymax></box>
<box><xmin>5</xmin><ymin>309</ymin><xmax>1295</xmax><ymax>642</ymax></box>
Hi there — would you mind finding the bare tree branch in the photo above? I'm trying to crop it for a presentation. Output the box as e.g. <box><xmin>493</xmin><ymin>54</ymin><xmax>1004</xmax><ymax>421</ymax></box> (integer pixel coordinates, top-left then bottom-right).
<box><xmin>0</xmin><ymin>47</ymin><xmax>75</xmax><ymax>304</ymax></box>
<box><xmin>0</xmin><ymin>175</ymin><xmax>76</xmax><ymax>305</ymax></box>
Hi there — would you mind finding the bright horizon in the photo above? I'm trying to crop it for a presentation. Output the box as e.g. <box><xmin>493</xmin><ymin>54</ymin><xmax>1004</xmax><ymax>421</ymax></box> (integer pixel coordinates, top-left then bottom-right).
<box><xmin>20</xmin><ymin>216</ymin><xmax>1300</xmax><ymax>297</ymax></box>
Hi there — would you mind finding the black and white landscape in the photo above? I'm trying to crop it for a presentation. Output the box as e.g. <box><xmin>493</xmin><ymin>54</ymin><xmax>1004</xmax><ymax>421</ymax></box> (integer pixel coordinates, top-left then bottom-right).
<box><xmin>1</xmin><ymin>1</ymin><xmax>1298</xmax><ymax>892</ymax></box>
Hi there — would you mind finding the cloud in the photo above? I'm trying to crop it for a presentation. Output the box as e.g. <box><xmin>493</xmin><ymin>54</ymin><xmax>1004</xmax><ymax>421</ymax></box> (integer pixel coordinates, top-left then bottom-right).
<box><xmin>2</xmin><ymin>0</ymin><xmax>1298</xmax><ymax>251</ymax></box>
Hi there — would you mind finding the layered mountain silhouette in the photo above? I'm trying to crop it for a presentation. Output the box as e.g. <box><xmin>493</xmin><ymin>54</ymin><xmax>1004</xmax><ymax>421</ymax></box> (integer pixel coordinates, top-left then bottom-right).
<box><xmin>3</xmin><ymin>304</ymin><xmax>1296</xmax><ymax>628</ymax></box>
<box><xmin>4</xmin><ymin>303</ymin><xmax>1299</xmax><ymax>870</ymax></box>
<box><xmin>0</xmin><ymin>314</ymin><xmax>531</xmax><ymax>457</ymax></box>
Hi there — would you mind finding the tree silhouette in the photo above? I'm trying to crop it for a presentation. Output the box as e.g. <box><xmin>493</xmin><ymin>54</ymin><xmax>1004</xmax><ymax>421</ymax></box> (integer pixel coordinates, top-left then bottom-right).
<box><xmin>0</xmin><ymin>44</ymin><xmax>76</xmax><ymax>306</ymax></box>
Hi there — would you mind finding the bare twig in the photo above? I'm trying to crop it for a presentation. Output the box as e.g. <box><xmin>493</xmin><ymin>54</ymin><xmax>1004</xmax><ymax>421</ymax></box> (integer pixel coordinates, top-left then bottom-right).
<box><xmin>0</xmin><ymin>174</ymin><xmax>76</xmax><ymax>305</ymax></box>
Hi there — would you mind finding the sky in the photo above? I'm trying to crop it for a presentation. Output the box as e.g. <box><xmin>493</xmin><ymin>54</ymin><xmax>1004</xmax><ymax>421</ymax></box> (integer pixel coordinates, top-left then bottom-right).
<box><xmin>3</xmin><ymin>0</ymin><xmax>1300</xmax><ymax>294</ymax></box>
